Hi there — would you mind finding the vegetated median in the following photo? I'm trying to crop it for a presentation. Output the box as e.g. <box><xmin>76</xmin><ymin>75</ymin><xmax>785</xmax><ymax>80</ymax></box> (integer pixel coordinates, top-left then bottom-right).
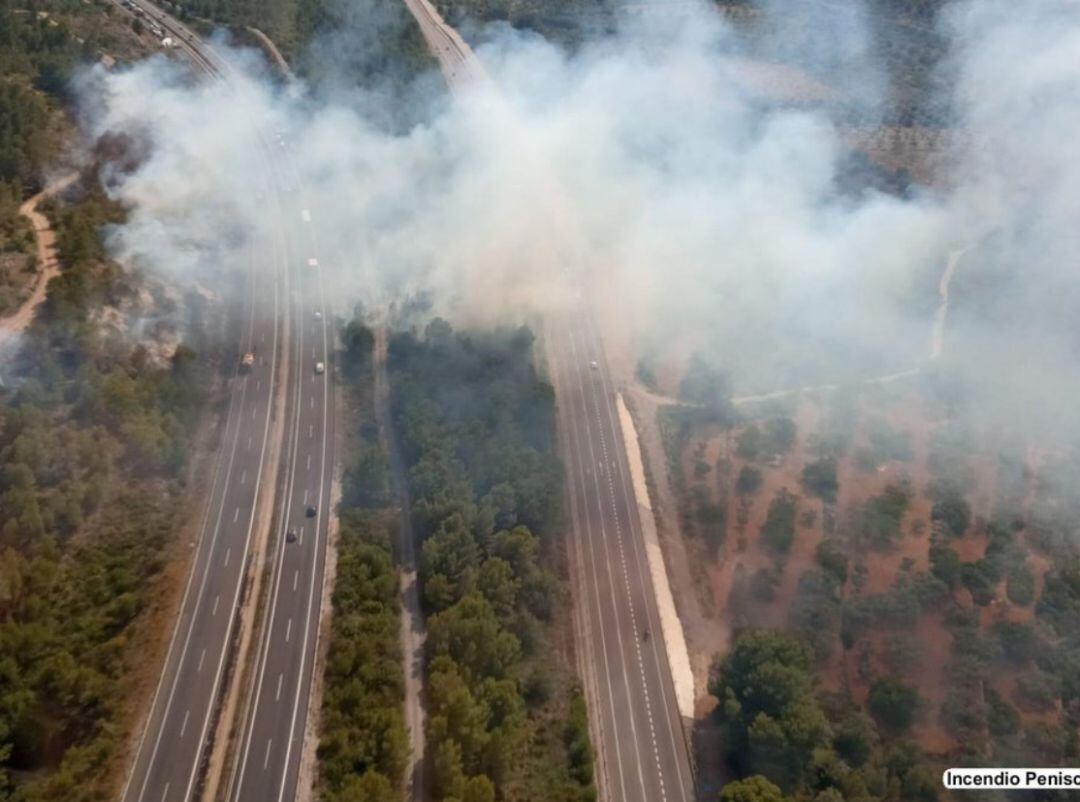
<box><xmin>315</xmin><ymin>316</ymin><xmax>408</xmax><ymax>801</ymax></box>
<box><xmin>385</xmin><ymin>317</ymin><xmax>596</xmax><ymax>801</ymax></box>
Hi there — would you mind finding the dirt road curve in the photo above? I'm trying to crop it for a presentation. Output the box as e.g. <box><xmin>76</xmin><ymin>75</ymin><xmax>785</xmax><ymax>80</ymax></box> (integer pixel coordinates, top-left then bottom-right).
<box><xmin>0</xmin><ymin>172</ymin><xmax>79</xmax><ymax>343</ymax></box>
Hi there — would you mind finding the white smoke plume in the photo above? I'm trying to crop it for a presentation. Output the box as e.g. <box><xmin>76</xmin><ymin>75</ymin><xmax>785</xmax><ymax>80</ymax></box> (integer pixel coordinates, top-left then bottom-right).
<box><xmin>77</xmin><ymin>0</ymin><xmax>1080</xmax><ymax>438</ymax></box>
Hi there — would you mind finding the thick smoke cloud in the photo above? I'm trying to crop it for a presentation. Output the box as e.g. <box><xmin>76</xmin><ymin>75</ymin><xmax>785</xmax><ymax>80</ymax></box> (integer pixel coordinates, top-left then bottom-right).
<box><xmin>78</xmin><ymin>0</ymin><xmax>1080</xmax><ymax>439</ymax></box>
<box><xmin>937</xmin><ymin>0</ymin><xmax>1080</xmax><ymax>441</ymax></box>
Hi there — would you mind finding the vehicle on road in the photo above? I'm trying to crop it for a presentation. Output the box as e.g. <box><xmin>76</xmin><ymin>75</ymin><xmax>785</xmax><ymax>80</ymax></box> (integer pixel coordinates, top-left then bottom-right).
<box><xmin>314</xmin><ymin>361</ymin><xmax>325</xmax><ymax>375</ymax></box>
<box><xmin>240</xmin><ymin>351</ymin><xmax>255</xmax><ymax>372</ymax></box>
<box><xmin>313</xmin><ymin>310</ymin><xmax>322</xmax><ymax>320</ymax></box>
<box><xmin>305</xmin><ymin>505</ymin><xmax>317</xmax><ymax>518</ymax></box>
<box><xmin>590</xmin><ymin>360</ymin><xmax>598</xmax><ymax>370</ymax></box>
<box><xmin>286</xmin><ymin>527</ymin><xmax>298</xmax><ymax>543</ymax></box>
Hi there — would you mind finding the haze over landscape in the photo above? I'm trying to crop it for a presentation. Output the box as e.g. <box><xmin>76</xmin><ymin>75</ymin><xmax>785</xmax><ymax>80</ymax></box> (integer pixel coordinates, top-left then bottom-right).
<box><xmin>73</xmin><ymin>0</ymin><xmax>1080</xmax><ymax>440</ymax></box>
<box><xmin>1</xmin><ymin>0</ymin><xmax>1079</xmax><ymax>800</ymax></box>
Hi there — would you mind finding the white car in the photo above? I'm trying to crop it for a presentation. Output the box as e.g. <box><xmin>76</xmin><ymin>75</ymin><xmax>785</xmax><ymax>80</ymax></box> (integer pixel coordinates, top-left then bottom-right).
<box><xmin>313</xmin><ymin>310</ymin><xmax>322</xmax><ymax>320</ymax></box>
<box><xmin>590</xmin><ymin>360</ymin><xmax>598</xmax><ymax>370</ymax></box>
<box><xmin>314</xmin><ymin>362</ymin><xmax>325</xmax><ymax>375</ymax></box>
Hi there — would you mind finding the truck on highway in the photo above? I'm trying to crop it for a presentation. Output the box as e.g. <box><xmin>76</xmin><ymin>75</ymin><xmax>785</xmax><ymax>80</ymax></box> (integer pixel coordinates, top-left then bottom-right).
<box><xmin>240</xmin><ymin>351</ymin><xmax>255</xmax><ymax>372</ymax></box>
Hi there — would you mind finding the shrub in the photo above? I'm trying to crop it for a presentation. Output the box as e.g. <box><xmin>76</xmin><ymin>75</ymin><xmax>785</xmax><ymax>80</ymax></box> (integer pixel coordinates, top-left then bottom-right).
<box><xmin>761</xmin><ymin>490</ymin><xmax>798</xmax><ymax>555</ymax></box>
<box><xmin>867</xmin><ymin>677</ymin><xmax>919</xmax><ymax>733</ymax></box>
<box><xmin>801</xmin><ymin>457</ymin><xmax>838</xmax><ymax>503</ymax></box>
<box><xmin>737</xmin><ymin>465</ymin><xmax>764</xmax><ymax>496</ymax></box>
<box><xmin>930</xmin><ymin>484</ymin><xmax>971</xmax><ymax>537</ymax></box>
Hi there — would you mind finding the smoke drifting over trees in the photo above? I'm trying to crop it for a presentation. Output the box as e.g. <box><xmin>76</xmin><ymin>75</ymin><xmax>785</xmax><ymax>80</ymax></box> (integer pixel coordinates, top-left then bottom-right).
<box><xmin>77</xmin><ymin>0</ymin><xmax>1080</xmax><ymax>440</ymax></box>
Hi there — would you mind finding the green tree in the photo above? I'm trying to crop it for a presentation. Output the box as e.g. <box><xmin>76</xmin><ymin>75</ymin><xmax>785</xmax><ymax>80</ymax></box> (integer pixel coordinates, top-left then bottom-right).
<box><xmin>737</xmin><ymin>466</ymin><xmax>763</xmax><ymax>496</ymax></box>
<box><xmin>867</xmin><ymin>677</ymin><xmax>918</xmax><ymax>733</ymax></box>
<box><xmin>801</xmin><ymin>458</ymin><xmax>838</xmax><ymax>504</ymax></box>
<box><xmin>427</xmin><ymin>594</ymin><xmax>521</xmax><ymax>682</ymax></box>
<box><xmin>761</xmin><ymin>491</ymin><xmax>798</xmax><ymax>555</ymax></box>
<box><xmin>712</xmin><ymin>630</ymin><xmax>829</xmax><ymax>786</ymax></box>
<box><xmin>720</xmin><ymin>775</ymin><xmax>787</xmax><ymax>802</ymax></box>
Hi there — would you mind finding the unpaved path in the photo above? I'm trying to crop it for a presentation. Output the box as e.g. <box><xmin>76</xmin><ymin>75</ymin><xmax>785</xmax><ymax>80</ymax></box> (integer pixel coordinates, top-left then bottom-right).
<box><xmin>930</xmin><ymin>246</ymin><xmax>969</xmax><ymax>360</ymax></box>
<box><xmin>0</xmin><ymin>172</ymin><xmax>79</xmax><ymax>343</ymax></box>
<box><xmin>374</xmin><ymin>325</ymin><xmax>427</xmax><ymax>802</ymax></box>
<box><xmin>733</xmin><ymin>246</ymin><xmax>968</xmax><ymax>407</ymax></box>
<box><xmin>246</xmin><ymin>27</ymin><xmax>293</xmax><ymax>79</ymax></box>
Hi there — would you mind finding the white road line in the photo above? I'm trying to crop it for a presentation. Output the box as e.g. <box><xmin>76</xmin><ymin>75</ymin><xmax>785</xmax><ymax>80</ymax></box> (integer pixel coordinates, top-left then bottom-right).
<box><xmin>583</xmin><ymin>316</ymin><xmax>691</xmax><ymax>800</ymax></box>
<box><xmin>263</xmin><ymin>739</ymin><xmax>273</xmax><ymax>770</ymax></box>
<box><xmin>179</xmin><ymin>710</ymin><xmax>189</xmax><ymax>738</ymax></box>
<box><xmin>212</xmin><ymin>595</ymin><xmax>219</xmax><ymax>616</ymax></box>
<box><xmin>233</xmin><ymin>507</ymin><xmax>240</xmax><ymax>523</ymax></box>
<box><xmin>240</xmin><ymin>470</ymin><xmax>247</xmax><ymax>485</ymax></box>
<box><xmin>160</xmin><ymin>784</ymin><xmax>169</xmax><ymax>802</ymax></box>
<box><xmin>567</xmin><ymin>324</ymin><xmax>653</xmax><ymax>799</ymax></box>
<box><xmin>285</xmin><ymin>618</ymin><xmax>292</xmax><ymax>643</ymax></box>
<box><xmin>306</xmin><ymin>454</ymin><xmax>311</xmax><ymax>471</ymax></box>
<box><xmin>276</xmin><ymin>673</ymin><xmax>283</xmax><ymax>701</ymax></box>
<box><xmin>293</xmin><ymin>570</ymin><xmax>299</xmax><ymax>591</ymax></box>
<box><xmin>303</xmin><ymin>489</ymin><xmax>308</xmax><ymax>504</ymax></box>
<box><xmin>309</xmin><ymin>423</ymin><xmax>313</xmax><ymax>438</ymax></box>
<box><xmin>197</xmin><ymin>649</ymin><xmax>206</xmax><ymax>673</ymax></box>
<box><xmin>224</xmin><ymin>548</ymin><xmax>231</xmax><ymax>567</ymax></box>
<box><xmin>555</xmin><ymin>332</ymin><xmax>629</xmax><ymax>802</ymax></box>
<box><xmin>163</xmin><ymin>109</ymin><xmax>284</xmax><ymax>802</ymax></box>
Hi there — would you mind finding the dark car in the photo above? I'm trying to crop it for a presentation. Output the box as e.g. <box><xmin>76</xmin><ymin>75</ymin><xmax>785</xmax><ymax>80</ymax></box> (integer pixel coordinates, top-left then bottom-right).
<box><xmin>286</xmin><ymin>527</ymin><xmax>298</xmax><ymax>543</ymax></box>
<box><xmin>305</xmin><ymin>505</ymin><xmax>317</xmax><ymax>518</ymax></box>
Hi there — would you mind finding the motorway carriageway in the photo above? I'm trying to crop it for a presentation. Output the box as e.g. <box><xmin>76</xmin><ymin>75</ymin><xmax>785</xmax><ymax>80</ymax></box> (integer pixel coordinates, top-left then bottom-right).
<box><xmin>115</xmin><ymin>11</ymin><xmax>336</xmax><ymax>802</ymax></box>
<box><xmin>549</xmin><ymin>310</ymin><xmax>697</xmax><ymax>802</ymax></box>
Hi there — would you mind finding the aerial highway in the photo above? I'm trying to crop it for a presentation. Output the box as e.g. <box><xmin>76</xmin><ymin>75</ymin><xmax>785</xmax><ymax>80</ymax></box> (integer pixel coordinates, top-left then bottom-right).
<box><xmin>225</xmin><ymin>156</ymin><xmax>335</xmax><ymax>802</ymax></box>
<box><xmin>549</xmin><ymin>313</ymin><xmax>696</xmax><ymax>802</ymax></box>
<box><xmin>119</xmin><ymin>154</ymin><xmax>286</xmax><ymax>802</ymax></box>
<box><xmin>113</xmin><ymin>7</ymin><xmax>336</xmax><ymax>802</ymax></box>
<box><xmin>394</xmin><ymin>3</ymin><xmax>698</xmax><ymax>800</ymax></box>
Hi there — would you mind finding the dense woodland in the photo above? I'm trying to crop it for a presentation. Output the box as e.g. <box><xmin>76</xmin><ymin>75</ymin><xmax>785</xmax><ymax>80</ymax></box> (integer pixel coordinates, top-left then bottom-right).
<box><xmin>0</xmin><ymin>3</ymin><xmax>221</xmax><ymax>797</ymax></box>
<box><xmin>317</xmin><ymin>324</ymin><xmax>408</xmax><ymax>802</ymax></box>
<box><xmin>388</xmin><ymin>320</ymin><xmax>594</xmax><ymax>802</ymax></box>
<box><xmin>0</xmin><ymin>176</ymin><xmax>216</xmax><ymax>800</ymax></box>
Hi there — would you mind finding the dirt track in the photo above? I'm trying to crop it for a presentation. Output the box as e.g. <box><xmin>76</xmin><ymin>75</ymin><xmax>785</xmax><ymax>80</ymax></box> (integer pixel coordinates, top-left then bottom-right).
<box><xmin>0</xmin><ymin>173</ymin><xmax>79</xmax><ymax>344</ymax></box>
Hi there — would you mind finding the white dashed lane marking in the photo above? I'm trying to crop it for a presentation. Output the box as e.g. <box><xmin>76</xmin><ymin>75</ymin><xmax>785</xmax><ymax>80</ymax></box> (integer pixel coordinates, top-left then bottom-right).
<box><xmin>575</xmin><ymin>324</ymin><xmax>670</xmax><ymax>802</ymax></box>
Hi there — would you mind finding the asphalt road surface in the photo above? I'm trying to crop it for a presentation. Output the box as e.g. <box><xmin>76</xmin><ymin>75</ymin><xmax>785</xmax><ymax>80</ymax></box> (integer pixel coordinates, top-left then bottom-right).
<box><xmin>119</xmin><ymin>180</ymin><xmax>285</xmax><ymax>802</ymax></box>
<box><xmin>225</xmin><ymin>151</ymin><xmax>335</xmax><ymax>802</ymax></box>
<box><xmin>115</xmin><ymin>9</ymin><xmax>335</xmax><ymax>802</ymax></box>
<box><xmin>549</xmin><ymin>311</ymin><xmax>697</xmax><ymax>802</ymax></box>
<box><xmin>400</xmin><ymin>0</ymin><xmax>484</xmax><ymax>87</ymax></box>
<box><xmin>396</xmin><ymin>1</ymin><xmax>698</xmax><ymax>797</ymax></box>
